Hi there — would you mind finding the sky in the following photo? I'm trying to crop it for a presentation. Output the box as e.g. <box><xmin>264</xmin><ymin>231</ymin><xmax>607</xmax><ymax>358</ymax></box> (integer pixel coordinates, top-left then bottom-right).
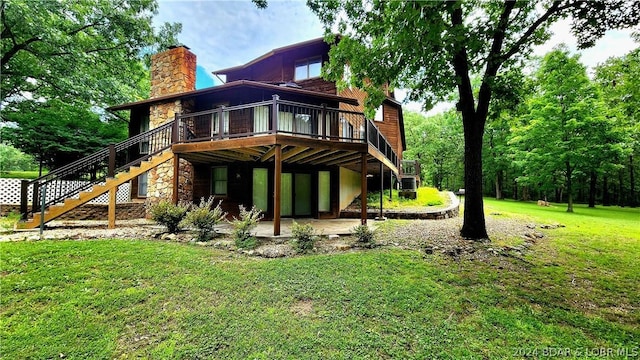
<box><xmin>154</xmin><ymin>0</ymin><xmax>638</xmax><ymax>114</ymax></box>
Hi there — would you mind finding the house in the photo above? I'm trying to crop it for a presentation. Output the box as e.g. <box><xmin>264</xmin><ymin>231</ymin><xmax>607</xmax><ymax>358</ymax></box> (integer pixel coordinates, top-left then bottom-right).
<box><xmin>18</xmin><ymin>37</ymin><xmax>406</xmax><ymax>235</ymax></box>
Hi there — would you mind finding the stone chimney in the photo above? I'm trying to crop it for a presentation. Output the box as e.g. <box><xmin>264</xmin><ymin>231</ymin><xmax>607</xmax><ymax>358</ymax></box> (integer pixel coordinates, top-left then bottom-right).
<box><xmin>145</xmin><ymin>45</ymin><xmax>196</xmax><ymax>210</ymax></box>
<box><xmin>150</xmin><ymin>45</ymin><xmax>196</xmax><ymax>98</ymax></box>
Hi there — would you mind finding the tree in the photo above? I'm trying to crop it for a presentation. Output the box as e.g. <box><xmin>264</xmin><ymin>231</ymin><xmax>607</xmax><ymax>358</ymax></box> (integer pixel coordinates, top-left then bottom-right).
<box><xmin>404</xmin><ymin>111</ymin><xmax>464</xmax><ymax>191</ymax></box>
<box><xmin>1</xmin><ymin>0</ymin><xmax>180</xmax><ymax>108</ymax></box>
<box><xmin>511</xmin><ymin>48</ymin><xmax>618</xmax><ymax>212</ymax></box>
<box><xmin>483</xmin><ymin>67</ymin><xmax>531</xmax><ymax>200</ymax></box>
<box><xmin>2</xmin><ymin>99</ymin><xmax>127</xmax><ymax>175</ymax></box>
<box><xmin>307</xmin><ymin>0</ymin><xmax>640</xmax><ymax>239</ymax></box>
<box><xmin>595</xmin><ymin>48</ymin><xmax>640</xmax><ymax>207</ymax></box>
<box><xmin>1</xmin><ymin>0</ymin><xmax>180</xmax><ymax>172</ymax></box>
<box><xmin>0</xmin><ymin>143</ymin><xmax>36</xmax><ymax>173</ymax></box>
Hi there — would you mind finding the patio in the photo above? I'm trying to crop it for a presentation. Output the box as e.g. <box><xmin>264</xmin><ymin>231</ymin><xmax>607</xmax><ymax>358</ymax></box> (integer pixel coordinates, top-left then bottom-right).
<box><xmin>2</xmin><ymin>218</ymin><xmax>372</xmax><ymax>242</ymax></box>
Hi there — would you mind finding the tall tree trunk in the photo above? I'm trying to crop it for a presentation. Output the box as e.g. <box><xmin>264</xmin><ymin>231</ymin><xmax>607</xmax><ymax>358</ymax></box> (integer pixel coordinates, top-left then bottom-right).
<box><xmin>495</xmin><ymin>169</ymin><xmax>503</xmax><ymax>200</ymax></box>
<box><xmin>566</xmin><ymin>162</ymin><xmax>573</xmax><ymax>212</ymax></box>
<box><xmin>460</xmin><ymin>114</ymin><xmax>488</xmax><ymax>239</ymax></box>
<box><xmin>513</xmin><ymin>180</ymin><xmax>518</xmax><ymax>200</ymax></box>
<box><xmin>618</xmin><ymin>169</ymin><xmax>625</xmax><ymax>207</ymax></box>
<box><xmin>602</xmin><ymin>175</ymin><xmax>610</xmax><ymax>206</ymax></box>
<box><xmin>588</xmin><ymin>170</ymin><xmax>597</xmax><ymax>208</ymax></box>
<box><xmin>630</xmin><ymin>154</ymin><xmax>636</xmax><ymax>207</ymax></box>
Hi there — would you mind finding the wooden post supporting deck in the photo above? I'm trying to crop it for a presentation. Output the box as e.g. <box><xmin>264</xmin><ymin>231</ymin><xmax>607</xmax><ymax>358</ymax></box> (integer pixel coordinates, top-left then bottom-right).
<box><xmin>273</xmin><ymin>144</ymin><xmax>282</xmax><ymax>236</ymax></box>
<box><xmin>172</xmin><ymin>154</ymin><xmax>179</xmax><ymax>204</ymax></box>
<box><xmin>108</xmin><ymin>187</ymin><xmax>116</xmax><ymax>229</ymax></box>
<box><xmin>379</xmin><ymin>161</ymin><xmax>384</xmax><ymax>219</ymax></box>
<box><xmin>361</xmin><ymin>152</ymin><xmax>368</xmax><ymax>225</ymax></box>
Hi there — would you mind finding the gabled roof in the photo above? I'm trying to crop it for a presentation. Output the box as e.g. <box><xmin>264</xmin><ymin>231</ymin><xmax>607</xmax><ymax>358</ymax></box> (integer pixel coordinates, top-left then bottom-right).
<box><xmin>107</xmin><ymin>80</ymin><xmax>359</xmax><ymax>111</ymax></box>
<box><xmin>213</xmin><ymin>36</ymin><xmax>330</xmax><ymax>76</ymax></box>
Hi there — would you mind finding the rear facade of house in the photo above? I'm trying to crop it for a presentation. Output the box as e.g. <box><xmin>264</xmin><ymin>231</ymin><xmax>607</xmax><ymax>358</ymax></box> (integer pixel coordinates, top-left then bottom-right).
<box><xmin>110</xmin><ymin>38</ymin><xmax>407</xmax><ymax>234</ymax></box>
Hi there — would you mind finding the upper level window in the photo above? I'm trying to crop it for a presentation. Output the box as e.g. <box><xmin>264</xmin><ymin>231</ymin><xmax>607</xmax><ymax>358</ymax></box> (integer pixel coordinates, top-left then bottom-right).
<box><xmin>295</xmin><ymin>57</ymin><xmax>322</xmax><ymax>80</ymax></box>
<box><xmin>374</xmin><ymin>105</ymin><xmax>383</xmax><ymax>122</ymax></box>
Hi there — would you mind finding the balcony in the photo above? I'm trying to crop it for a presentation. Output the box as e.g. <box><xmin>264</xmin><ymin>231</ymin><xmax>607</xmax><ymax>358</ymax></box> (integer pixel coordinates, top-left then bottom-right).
<box><xmin>172</xmin><ymin>96</ymin><xmax>399</xmax><ymax>171</ymax></box>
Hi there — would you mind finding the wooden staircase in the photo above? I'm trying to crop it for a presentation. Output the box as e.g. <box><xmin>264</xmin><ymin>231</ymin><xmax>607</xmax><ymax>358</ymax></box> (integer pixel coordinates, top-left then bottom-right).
<box><xmin>16</xmin><ymin>151</ymin><xmax>173</xmax><ymax>229</ymax></box>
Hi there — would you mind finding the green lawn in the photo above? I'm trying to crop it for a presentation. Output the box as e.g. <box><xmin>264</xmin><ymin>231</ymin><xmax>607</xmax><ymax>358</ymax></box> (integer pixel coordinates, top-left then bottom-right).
<box><xmin>368</xmin><ymin>186</ymin><xmax>445</xmax><ymax>208</ymax></box>
<box><xmin>0</xmin><ymin>170</ymin><xmax>44</xmax><ymax>179</ymax></box>
<box><xmin>1</xmin><ymin>200</ymin><xmax>638</xmax><ymax>359</ymax></box>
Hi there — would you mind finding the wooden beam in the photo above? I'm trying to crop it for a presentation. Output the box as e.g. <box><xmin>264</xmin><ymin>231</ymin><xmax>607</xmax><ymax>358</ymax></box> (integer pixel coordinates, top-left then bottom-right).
<box><xmin>361</xmin><ymin>153</ymin><xmax>368</xmax><ymax>225</ymax></box>
<box><xmin>324</xmin><ymin>153</ymin><xmax>362</xmax><ymax>166</ymax></box>
<box><xmin>367</xmin><ymin>144</ymin><xmax>399</xmax><ymax>174</ymax></box>
<box><xmin>233</xmin><ymin>147</ymin><xmax>264</xmax><ymax>157</ymax></box>
<box><xmin>379</xmin><ymin>161</ymin><xmax>384</xmax><ymax>219</ymax></box>
<box><xmin>172</xmin><ymin>136</ymin><xmax>276</xmax><ymax>153</ymax></box>
<box><xmin>276</xmin><ymin>134</ymin><xmax>366</xmax><ymax>152</ymax></box>
<box><xmin>281</xmin><ymin>146</ymin><xmax>309</xmax><ymax>161</ymax></box>
<box><xmin>108</xmin><ymin>187</ymin><xmax>116</xmax><ymax>229</ymax></box>
<box><xmin>286</xmin><ymin>148</ymin><xmax>325</xmax><ymax>163</ymax></box>
<box><xmin>216</xmin><ymin>150</ymin><xmax>252</xmax><ymax>161</ymax></box>
<box><xmin>310</xmin><ymin>151</ymin><xmax>355</xmax><ymax>165</ymax></box>
<box><xmin>172</xmin><ymin>154</ymin><xmax>179</xmax><ymax>204</ymax></box>
<box><xmin>260</xmin><ymin>146</ymin><xmax>277</xmax><ymax>162</ymax></box>
<box><xmin>273</xmin><ymin>144</ymin><xmax>282</xmax><ymax>236</ymax></box>
<box><xmin>298</xmin><ymin>150</ymin><xmax>341</xmax><ymax>164</ymax></box>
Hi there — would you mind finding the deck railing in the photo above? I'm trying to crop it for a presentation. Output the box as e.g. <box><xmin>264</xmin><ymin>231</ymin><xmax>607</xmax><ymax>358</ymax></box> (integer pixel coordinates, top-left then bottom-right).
<box><xmin>177</xmin><ymin>96</ymin><xmax>397</xmax><ymax>167</ymax></box>
<box><xmin>19</xmin><ymin>96</ymin><xmax>399</xmax><ymax>220</ymax></box>
<box><xmin>20</xmin><ymin>122</ymin><xmax>174</xmax><ymax>219</ymax></box>
<box><xmin>401</xmin><ymin>159</ymin><xmax>420</xmax><ymax>176</ymax></box>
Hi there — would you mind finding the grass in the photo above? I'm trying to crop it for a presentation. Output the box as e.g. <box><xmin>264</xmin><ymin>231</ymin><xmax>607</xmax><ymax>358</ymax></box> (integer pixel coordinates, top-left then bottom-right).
<box><xmin>1</xmin><ymin>200</ymin><xmax>639</xmax><ymax>358</ymax></box>
<box><xmin>0</xmin><ymin>170</ymin><xmax>44</xmax><ymax>179</ymax></box>
<box><xmin>0</xmin><ymin>212</ymin><xmax>20</xmax><ymax>233</ymax></box>
<box><xmin>367</xmin><ymin>186</ymin><xmax>445</xmax><ymax>209</ymax></box>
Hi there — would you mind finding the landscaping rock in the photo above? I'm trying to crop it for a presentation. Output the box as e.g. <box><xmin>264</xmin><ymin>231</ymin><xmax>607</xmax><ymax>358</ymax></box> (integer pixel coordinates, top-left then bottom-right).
<box><xmin>256</xmin><ymin>244</ymin><xmax>294</xmax><ymax>258</ymax></box>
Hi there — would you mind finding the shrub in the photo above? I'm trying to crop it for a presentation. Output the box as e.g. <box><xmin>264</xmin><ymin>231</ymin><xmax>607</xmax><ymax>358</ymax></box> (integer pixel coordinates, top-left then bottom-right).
<box><xmin>352</xmin><ymin>224</ymin><xmax>376</xmax><ymax>248</ymax></box>
<box><xmin>231</xmin><ymin>205</ymin><xmax>263</xmax><ymax>250</ymax></box>
<box><xmin>149</xmin><ymin>200</ymin><xmax>189</xmax><ymax>234</ymax></box>
<box><xmin>181</xmin><ymin>196</ymin><xmax>227</xmax><ymax>242</ymax></box>
<box><xmin>291</xmin><ymin>221</ymin><xmax>317</xmax><ymax>253</ymax></box>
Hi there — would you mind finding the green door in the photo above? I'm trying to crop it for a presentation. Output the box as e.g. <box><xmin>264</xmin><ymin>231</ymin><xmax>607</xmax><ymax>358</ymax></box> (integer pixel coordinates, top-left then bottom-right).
<box><xmin>295</xmin><ymin>173</ymin><xmax>312</xmax><ymax>216</ymax></box>
<box><xmin>252</xmin><ymin>168</ymin><xmax>268</xmax><ymax>212</ymax></box>
<box><xmin>281</xmin><ymin>173</ymin><xmax>293</xmax><ymax>216</ymax></box>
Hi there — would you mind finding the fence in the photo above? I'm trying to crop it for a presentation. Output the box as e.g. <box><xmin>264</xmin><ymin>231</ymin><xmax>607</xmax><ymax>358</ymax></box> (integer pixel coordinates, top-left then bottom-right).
<box><xmin>1</xmin><ymin>178</ymin><xmax>130</xmax><ymax>205</ymax></box>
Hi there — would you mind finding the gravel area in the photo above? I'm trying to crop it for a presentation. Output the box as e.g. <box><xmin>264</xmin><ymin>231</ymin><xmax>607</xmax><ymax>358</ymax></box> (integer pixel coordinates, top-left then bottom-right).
<box><xmin>1</xmin><ymin>215</ymin><xmax>558</xmax><ymax>261</ymax></box>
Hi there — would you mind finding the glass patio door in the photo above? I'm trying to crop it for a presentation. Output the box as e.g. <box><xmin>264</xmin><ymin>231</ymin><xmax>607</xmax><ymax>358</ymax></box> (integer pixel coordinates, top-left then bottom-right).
<box><xmin>281</xmin><ymin>173</ymin><xmax>293</xmax><ymax>216</ymax></box>
<box><xmin>294</xmin><ymin>173</ymin><xmax>311</xmax><ymax>216</ymax></box>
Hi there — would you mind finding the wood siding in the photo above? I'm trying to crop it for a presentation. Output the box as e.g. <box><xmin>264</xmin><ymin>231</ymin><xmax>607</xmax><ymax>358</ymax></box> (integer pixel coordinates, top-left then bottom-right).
<box><xmin>338</xmin><ymin>87</ymin><xmax>403</xmax><ymax>161</ymax></box>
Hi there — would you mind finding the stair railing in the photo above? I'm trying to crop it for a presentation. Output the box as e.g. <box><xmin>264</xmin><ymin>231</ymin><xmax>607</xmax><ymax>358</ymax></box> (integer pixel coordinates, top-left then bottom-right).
<box><xmin>20</xmin><ymin>121</ymin><xmax>175</xmax><ymax>219</ymax></box>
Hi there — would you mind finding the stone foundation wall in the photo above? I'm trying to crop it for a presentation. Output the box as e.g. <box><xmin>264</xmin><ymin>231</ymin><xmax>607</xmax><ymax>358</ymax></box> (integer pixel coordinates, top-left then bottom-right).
<box><xmin>1</xmin><ymin>203</ymin><xmax>146</xmax><ymax>220</ymax></box>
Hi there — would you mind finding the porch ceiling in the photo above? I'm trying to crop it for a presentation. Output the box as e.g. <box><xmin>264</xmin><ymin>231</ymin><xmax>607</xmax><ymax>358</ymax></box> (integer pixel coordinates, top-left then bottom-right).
<box><xmin>172</xmin><ymin>134</ymin><xmax>398</xmax><ymax>173</ymax></box>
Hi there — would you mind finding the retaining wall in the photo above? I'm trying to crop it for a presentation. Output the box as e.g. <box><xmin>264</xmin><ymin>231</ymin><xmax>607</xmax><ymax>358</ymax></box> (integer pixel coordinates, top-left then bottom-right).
<box><xmin>340</xmin><ymin>192</ymin><xmax>460</xmax><ymax>220</ymax></box>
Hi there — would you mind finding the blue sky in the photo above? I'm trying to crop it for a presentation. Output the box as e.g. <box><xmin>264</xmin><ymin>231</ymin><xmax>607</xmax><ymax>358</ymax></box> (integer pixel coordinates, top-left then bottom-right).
<box><xmin>155</xmin><ymin>0</ymin><xmax>638</xmax><ymax>113</ymax></box>
<box><xmin>154</xmin><ymin>1</ymin><xmax>325</xmax><ymax>89</ymax></box>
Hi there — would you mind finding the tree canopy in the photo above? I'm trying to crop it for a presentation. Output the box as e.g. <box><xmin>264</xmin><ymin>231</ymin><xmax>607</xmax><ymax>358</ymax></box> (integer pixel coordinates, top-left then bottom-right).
<box><xmin>1</xmin><ymin>0</ymin><xmax>180</xmax><ymax>108</ymax></box>
<box><xmin>511</xmin><ymin>48</ymin><xmax>620</xmax><ymax>212</ymax></box>
<box><xmin>307</xmin><ymin>0</ymin><xmax>640</xmax><ymax>239</ymax></box>
<box><xmin>1</xmin><ymin>0</ymin><xmax>180</xmax><ymax>173</ymax></box>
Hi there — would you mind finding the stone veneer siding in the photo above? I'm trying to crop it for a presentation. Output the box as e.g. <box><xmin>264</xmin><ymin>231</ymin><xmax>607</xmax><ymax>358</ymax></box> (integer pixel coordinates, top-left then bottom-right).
<box><xmin>150</xmin><ymin>46</ymin><xmax>196</xmax><ymax>99</ymax></box>
<box><xmin>145</xmin><ymin>46</ymin><xmax>197</xmax><ymax>210</ymax></box>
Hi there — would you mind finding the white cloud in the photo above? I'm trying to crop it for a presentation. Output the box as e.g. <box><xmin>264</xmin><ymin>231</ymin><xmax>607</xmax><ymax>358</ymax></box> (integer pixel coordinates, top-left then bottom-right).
<box><xmin>533</xmin><ymin>19</ymin><xmax>638</xmax><ymax>71</ymax></box>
